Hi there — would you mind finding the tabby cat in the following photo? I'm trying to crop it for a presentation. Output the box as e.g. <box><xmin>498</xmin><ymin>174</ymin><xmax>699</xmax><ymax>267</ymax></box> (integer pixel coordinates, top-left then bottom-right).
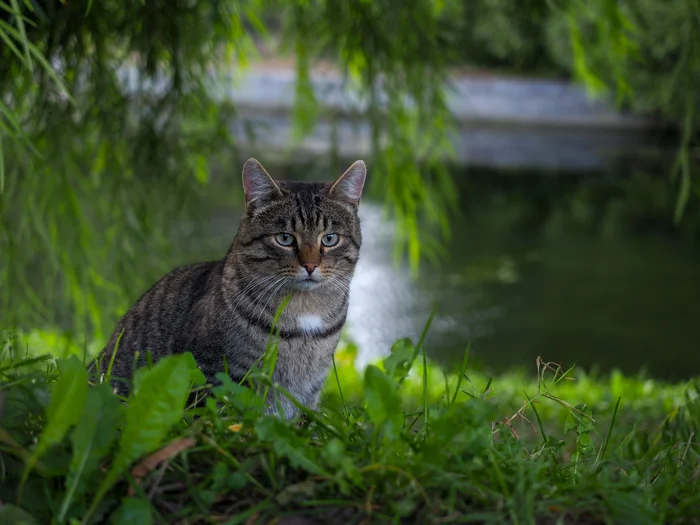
<box><xmin>99</xmin><ymin>158</ymin><xmax>366</xmax><ymax>418</ymax></box>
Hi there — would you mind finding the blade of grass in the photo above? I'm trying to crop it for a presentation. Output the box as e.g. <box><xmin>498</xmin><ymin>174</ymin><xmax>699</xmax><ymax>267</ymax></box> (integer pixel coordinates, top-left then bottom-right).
<box><xmin>261</xmin><ymin>294</ymin><xmax>290</xmax><ymax>410</ymax></box>
<box><xmin>332</xmin><ymin>354</ymin><xmax>349</xmax><ymax>425</ymax></box>
<box><xmin>0</xmin><ymin>100</ymin><xmax>24</xmax><ymax>135</ymax></box>
<box><xmin>595</xmin><ymin>396</ymin><xmax>622</xmax><ymax>467</ymax></box>
<box><xmin>104</xmin><ymin>328</ymin><xmax>124</xmax><ymax>383</ymax></box>
<box><xmin>482</xmin><ymin>377</ymin><xmax>493</xmax><ymax>396</ymax></box>
<box><xmin>525</xmin><ymin>392</ymin><xmax>548</xmax><ymax>444</ymax></box>
<box><xmin>411</xmin><ymin>307</ymin><xmax>436</xmax><ymax>365</ymax></box>
<box><xmin>450</xmin><ymin>343</ymin><xmax>470</xmax><ymax>406</ymax></box>
<box><xmin>422</xmin><ymin>331</ymin><xmax>429</xmax><ymax>436</ymax></box>
<box><xmin>0</xmin><ymin>354</ymin><xmax>52</xmax><ymax>374</ymax></box>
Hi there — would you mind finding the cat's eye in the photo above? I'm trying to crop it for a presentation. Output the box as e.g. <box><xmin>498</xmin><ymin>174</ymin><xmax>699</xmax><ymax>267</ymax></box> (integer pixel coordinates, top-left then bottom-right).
<box><xmin>321</xmin><ymin>233</ymin><xmax>340</xmax><ymax>247</ymax></box>
<box><xmin>275</xmin><ymin>233</ymin><xmax>295</xmax><ymax>247</ymax></box>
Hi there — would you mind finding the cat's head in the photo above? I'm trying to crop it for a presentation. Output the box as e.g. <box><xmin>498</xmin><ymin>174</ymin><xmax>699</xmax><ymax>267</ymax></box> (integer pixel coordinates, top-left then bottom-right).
<box><xmin>233</xmin><ymin>158</ymin><xmax>366</xmax><ymax>292</ymax></box>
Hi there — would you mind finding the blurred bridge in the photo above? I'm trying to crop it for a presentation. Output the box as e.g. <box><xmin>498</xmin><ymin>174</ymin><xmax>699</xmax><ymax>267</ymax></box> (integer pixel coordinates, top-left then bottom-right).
<box><xmin>219</xmin><ymin>62</ymin><xmax>660</xmax><ymax>172</ymax></box>
<box><xmin>123</xmin><ymin>60</ymin><xmax>661</xmax><ymax>171</ymax></box>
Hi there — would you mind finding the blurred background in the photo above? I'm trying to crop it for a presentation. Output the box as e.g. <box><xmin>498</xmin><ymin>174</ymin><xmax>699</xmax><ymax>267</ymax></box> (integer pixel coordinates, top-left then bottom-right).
<box><xmin>1</xmin><ymin>0</ymin><xmax>699</xmax><ymax>380</ymax></box>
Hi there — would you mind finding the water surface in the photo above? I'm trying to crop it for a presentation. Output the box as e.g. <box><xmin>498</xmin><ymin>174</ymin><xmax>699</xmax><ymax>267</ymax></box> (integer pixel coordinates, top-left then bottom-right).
<box><xmin>194</xmin><ymin>166</ymin><xmax>700</xmax><ymax>380</ymax></box>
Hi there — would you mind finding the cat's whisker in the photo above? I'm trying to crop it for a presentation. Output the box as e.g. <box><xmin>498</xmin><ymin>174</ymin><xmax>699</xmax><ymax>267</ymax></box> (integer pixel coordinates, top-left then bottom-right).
<box><xmin>219</xmin><ymin>274</ymin><xmax>281</xmax><ymax>326</ymax></box>
<box><xmin>222</xmin><ymin>273</ymin><xmax>289</xmax><ymax>331</ymax></box>
<box><xmin>228</xmin><ymin>274</ymin><xmax>279</xmax><ymax>310</ymax></box>
<box><xmin>327</xmin><ymin>279</ymin><xmax>351</xmax><ymax>300</ymax></box>
<box><xmin>247</xmin><ymin>276</ymin><xmax>286</xmax><ymax>315</ymax></box>
<box><xmin>257</xmin><ymin>277</ymin><xmax>290</xmax><ymax>326</ymax></box>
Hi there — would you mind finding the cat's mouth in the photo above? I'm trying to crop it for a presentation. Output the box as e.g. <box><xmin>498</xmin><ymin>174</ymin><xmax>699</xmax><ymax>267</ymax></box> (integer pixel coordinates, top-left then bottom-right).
<box><xmin>293</xmin><ymin>278</ymin><xmax>323</xmax><ymax>291</ymax></box>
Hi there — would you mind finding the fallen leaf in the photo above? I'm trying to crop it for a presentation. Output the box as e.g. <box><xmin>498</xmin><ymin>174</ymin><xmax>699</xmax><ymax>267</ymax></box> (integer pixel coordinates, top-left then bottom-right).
<box><xmin>275</xmin><ymin>481</ymin><xmax>317</xmax><ymax>506</ymax></box>
<box><xmin>128</xmin><ymin>437</ymin><xmax>196</xmax><ymax>495</ymax></box>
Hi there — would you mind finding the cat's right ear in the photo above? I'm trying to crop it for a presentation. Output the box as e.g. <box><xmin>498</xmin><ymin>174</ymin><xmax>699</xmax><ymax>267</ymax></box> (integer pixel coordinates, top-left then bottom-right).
<box><xmin>242</xmin><ymin>158</ymin><xmax>282</xmax><ymax>206</ymax></box>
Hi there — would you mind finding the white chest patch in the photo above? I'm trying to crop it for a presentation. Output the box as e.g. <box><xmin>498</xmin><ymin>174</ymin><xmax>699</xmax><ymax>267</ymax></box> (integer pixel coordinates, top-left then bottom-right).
<box><xmin>297</xmin><ymin>314</ymin><xmax>324</xmax><ymax>334</ymax></box>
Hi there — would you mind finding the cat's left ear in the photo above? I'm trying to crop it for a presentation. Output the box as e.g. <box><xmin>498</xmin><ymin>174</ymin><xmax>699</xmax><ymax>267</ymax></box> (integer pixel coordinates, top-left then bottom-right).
<box><xmin>242</xmin><ymin>158</ymin><xmax>282</xmax><ymax>206</ymax></box>
<box><xmin>329</xmin><ymin>160</ymin><xmax>366</xmax><ymax>206</ymax></box>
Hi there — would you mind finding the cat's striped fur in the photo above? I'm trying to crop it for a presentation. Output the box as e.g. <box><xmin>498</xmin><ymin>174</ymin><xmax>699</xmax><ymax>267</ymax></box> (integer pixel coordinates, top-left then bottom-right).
<box><xmin>99</xmin><ymin>158</ymin><xmax>366</xmax><ymax>418</ymax></box>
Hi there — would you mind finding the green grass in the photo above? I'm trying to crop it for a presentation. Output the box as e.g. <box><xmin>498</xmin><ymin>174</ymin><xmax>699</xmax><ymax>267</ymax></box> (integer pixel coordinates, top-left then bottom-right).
<box><xmin>0</xmin><ymin>329</ymin><xmax>699</xmax><ymax>525</ymax></box>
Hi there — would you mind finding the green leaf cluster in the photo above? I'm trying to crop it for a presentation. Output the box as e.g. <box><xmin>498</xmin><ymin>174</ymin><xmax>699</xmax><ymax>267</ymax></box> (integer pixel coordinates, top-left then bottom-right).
<box><xmin>0</xmin><ymin>329</ymin><xmax>699</xmax><ymax>522</ymax></box>
<box><xmin>0</xmin><ymin>345</ymin><xmax>199</xmax><ymax>523</ymax></box>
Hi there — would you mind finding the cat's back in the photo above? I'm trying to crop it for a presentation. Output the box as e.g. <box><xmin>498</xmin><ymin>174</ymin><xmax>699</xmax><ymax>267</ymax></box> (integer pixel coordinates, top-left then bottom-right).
<box><xmin>100</xmin><ymin>260</ymin><xmax>222</xmax><ymax>380</ymax></box>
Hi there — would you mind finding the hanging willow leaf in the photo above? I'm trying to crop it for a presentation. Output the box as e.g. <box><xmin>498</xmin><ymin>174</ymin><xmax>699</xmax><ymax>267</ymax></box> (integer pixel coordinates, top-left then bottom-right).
<box><xmin>8</xmin><ymin>0</ymin><xmax>31</xmax><ymax>70</ymax></box>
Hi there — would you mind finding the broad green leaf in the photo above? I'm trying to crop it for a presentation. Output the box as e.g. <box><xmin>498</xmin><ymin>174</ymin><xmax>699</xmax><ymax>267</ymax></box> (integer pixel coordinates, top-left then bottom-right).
<box><xmin>182</xmin><ymin>352</ymin><xmax>206</xmax><ymax>385</ymax></box>
<box><xmin>565</xmin><ymin>404</ymin><xmax>596</xmax><ymax>435</ymax></box>
<box><xmin>321</xmin><ymin>438</ymin><xmax>362</xmax><ymax>491</ymax></box>
<box><xmin>87</xmin><ymin>354</ymin><xmax>193</xmax><ymax>519</ymax></box>
<box><xmin>114</xmin><ymin>354</ymin><xmax>192</xmax><ymax>469</ymax></box>
<box><xmin>189</xmin><ymin>366</ymin><xmax>207</xmax><ymax>386</ymax></box>
<box><xmin>59</xmin><ymin>383</ymin><xmax>122</xmax><ymax>521</ymax></box>
<box><xmin>546</xmin><ymin>438</ymin><xmax>566</xmax><ymax>454</ymax></box>
<box><xmin>130</xmin><ymin>351</ymin><xmax>206</xmax><ymax>392</ymax></box>
<box><xmin>255</xmin><ymin>416</ymin><xmax>329</xmax><ymax>476</ymax></box>
<box><xmin>578</xmin><ymin>432</ymin><xmax>595</xmax><ymax>453</ymax></box>
<box><xmin>111</xmin><ymin>497</ymin><xmax>154</xmax><ymax>525</ymax></box>
<box><xmin>213</xmin><ymin>372</ymin><xmax>265</xmax><ymax>414</ymax></box>
<box><xmin>564</xmin><ymin>411</ymin><xmax>579</xmax><ymax>434</ymax></box>
<box><xmin>0</xmin><ymin>503</ymin><xmax>37</xmax><ymax>524</ymax></box>
<box><xmin>35</xmin><ymin>355</ymin><xmax>88</xmax><ymax>458</ymax></box>
<box><xmin>363</xmin><ymin>365</ymin><xmax>402</xmax><ymax>435</ymax></box>
<box><xmin>227</xmin><ymin>471</ymin><xmax>248</xmax><ymax>491</ymax></box>
<box><xmin>382</xmin><ymin>337</ymin><xmax>415</xmax><ymax>383</ymax></box>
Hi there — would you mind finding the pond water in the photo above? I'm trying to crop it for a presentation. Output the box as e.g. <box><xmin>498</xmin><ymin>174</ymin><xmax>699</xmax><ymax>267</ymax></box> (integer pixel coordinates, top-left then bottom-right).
<box><xmin>195</xmin><ymin>164</ymin><xmax>700</xmax><ymax>381</ymax></box>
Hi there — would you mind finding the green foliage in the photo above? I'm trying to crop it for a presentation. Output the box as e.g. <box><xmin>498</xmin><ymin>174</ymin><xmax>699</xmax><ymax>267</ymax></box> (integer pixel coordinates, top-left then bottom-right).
<box><xmin>555</xmin><ymin>0</ymin><xmax>700</xmax><ymax>220</ymax></box>
<box><xmin>0</xmin><ymin>331</ymin><xmax>699</xmax><ymax>523</ymax></box>
<box><xmin>33</xmin><ymin>355</ymin><xmax>88</xmax><ymax>460</ymax></box>
<box><xmin>0</xmin><ymin>503</ymin><xmax>38</xmax><ymax>525</ymax></box>
<box><xmin>111</xmin><ymin>498</ymin><xmax>154</xmax><ymax>525</ymax></box>
<box><xmin>62</xmin><ymin>383</ymin><xmax>120</xmax><ymax>521</ymax></box>
<box><xmin>451</xmin><ymin>0</ymin><xmax>558</xmax><ymax>74</ymax></box>
<box><xmin>1</xmin><ymin>0</ymin><xmax>698</xmax><ymax>337</ymax></box>
<box><xmin>1</xmin><ymin>0</ymin><xmax>246</xmax><ymax>334</ymax></box>
<box><xmin>382</xmin><ymin>337</ymin><xmax>415</xmax><ymax>383</ymax></box>
<box><xmin>363</xmin><ymin>364</ymin><xmax>403</xmax><ymax>437</ymax></box>
<box><xmin>255</xmin><ymin>416</ymin><xmax>330</xmax><ymax>476</ymax></box>
<box><xmin>93</xmin><ymin>353</ymin><xmax>195</xmax><ymax>506</ymax></box>
<box><xmin>0</xmin><ymin>342</ymin><xmax>201</xmax><ymax>523</ymax></box>
<box><xmin>442</xmin><ymin>0</ymin><xmax>700</xmax><ymax>224</ymax></box>
<box><xmin>0</xmin><ymin>0</ymin><xmax>461</xmax><ymax>336</ymax></box>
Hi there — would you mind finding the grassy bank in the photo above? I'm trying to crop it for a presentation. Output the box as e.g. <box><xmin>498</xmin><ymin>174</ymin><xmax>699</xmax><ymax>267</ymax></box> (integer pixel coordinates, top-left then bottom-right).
<box><xmin>0</xmin><ymin>329</ymin><xmax>698</xmax><ymax>525</ymax></box>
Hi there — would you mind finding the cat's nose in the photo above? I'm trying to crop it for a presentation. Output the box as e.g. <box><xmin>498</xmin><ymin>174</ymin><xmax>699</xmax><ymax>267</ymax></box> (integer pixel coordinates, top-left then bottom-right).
<box><xmin>302</xmin><ymin>262</ymin><xmax>318</xmax><ymax>275</ymax></box>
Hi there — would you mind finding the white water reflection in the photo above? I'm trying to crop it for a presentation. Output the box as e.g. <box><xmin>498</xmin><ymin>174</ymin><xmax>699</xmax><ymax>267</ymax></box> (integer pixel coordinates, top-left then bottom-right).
<box><xmin>345</xmin><ymin>203</ymin><xmax>419</xmax><ymax>368</ymax></box>
<box><xmin>345</xmin><ymin>203</ymin><xmax>500</xmax><ymax>368</ymax></box>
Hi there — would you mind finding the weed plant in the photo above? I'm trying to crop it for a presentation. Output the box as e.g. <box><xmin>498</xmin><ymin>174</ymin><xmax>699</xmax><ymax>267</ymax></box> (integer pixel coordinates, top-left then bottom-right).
<box><xmin>0</xmin><ymin>324</ymin><xmax>698</xmax><ymax>524</ymax></box>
